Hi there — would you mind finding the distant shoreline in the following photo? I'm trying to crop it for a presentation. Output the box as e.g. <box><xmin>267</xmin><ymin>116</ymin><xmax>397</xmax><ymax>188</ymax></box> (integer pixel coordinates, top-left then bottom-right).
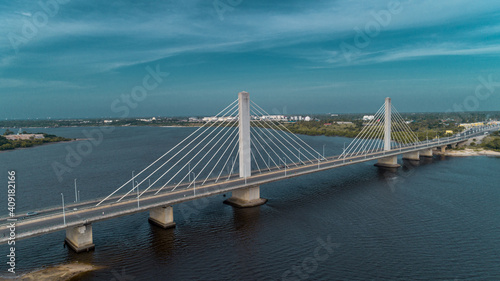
<box><xmin>0</xmin><ymin>138</ymin><xmax>83</xmax><ymax>153</ymax></box>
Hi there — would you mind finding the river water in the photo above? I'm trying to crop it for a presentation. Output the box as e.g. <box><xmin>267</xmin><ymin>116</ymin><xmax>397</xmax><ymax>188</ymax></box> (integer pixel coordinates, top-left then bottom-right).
<box><xmin>0</xmin><ymin>126</ymin><xmax>499</xmax><ymax>280</ymax></box>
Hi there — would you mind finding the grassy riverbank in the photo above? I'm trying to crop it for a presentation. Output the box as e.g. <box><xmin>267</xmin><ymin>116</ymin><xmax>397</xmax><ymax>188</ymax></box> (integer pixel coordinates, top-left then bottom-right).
<box><xmin>0</xmin><ymin>133</ymin><xmax>74</xmax><ymax>151</ymax></box>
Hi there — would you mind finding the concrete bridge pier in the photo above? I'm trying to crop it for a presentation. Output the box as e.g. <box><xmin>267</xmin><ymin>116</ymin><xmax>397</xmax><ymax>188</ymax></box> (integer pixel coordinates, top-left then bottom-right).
<box><xmin>374</xmin><ymin>155</ymin><xmax>401</xmax><ymax>168</ymax></box>
<box><xmin>440</xmin><ymin>146</ymin><xmax>446</xmax><ymax>153</ymax></box>
<box><xmin>419</xmin><ymin>148</ymin><xmax>433</xmax><ymax>157</ymax></box>
<box><xmin>65</xmin><ymin>224</ymin><xmax>95</xmax><ymax>253</ymax></box>
<box><xmin>402</xmin><ymin>151</ymin><xmax>420</xmax><ymax>161</ymax></box>
<box><xmin>148</xmin><ymin>206</ymin><xmax>176</xmax><ymax>229</ymax></box>
<box><xmin>224</xmin><ymin>186</ymin><xmax>268</xmax><ymax>208</ymax></box>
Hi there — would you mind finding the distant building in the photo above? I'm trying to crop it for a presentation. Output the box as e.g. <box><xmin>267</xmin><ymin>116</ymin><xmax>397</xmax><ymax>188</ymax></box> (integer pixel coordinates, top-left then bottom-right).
<box><xmin>202</xmin><ymin>116</ymin><xmax>237</xmax><ymax>122</ymax></box>
<box><xmin>202</xmin><ymin>117</ymin><xmax>217</xmax><ymax>122</ymax></box>
<box><xmin>258</xmin><ymin>115</ymin><xmax>287</xmax><ymax>121</ymax></box>
<box><xmin>336</xmin><ymin>121</ymin><xmax>353</xmax><ymax>125</ymax></box>
<box><xmin>445</xmin><ymin>130</ymin><xmax>454</xmax><ymax>134</ymax></box>
<box><xmin>459</xmin><ymin>122</ymin><xmax>485</xmax><ymax>129</ymax></box>
<box><xmin>363</xmin><ymin>115</ymin><xmax>375</xmax><ymax>121</ymax></box>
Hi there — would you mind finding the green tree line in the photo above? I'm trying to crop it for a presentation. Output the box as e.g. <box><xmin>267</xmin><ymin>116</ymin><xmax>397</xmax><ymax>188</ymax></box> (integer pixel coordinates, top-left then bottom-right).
<box><xmin>0</xmin><ymin>133</ymin><xmax>73</xmax><ymax>151</ymax></box>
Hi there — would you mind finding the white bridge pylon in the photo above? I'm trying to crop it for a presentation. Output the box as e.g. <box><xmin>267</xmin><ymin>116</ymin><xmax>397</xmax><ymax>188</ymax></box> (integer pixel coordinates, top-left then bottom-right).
<box><xmin>96</xmin><ymin>91</ymin><xmax>324</xmax><ymax>206</ymax></box>
<box><xmin>339</xmin><ymin>97</ymin><xmax>420</xmax><ymax>159</ymax></box>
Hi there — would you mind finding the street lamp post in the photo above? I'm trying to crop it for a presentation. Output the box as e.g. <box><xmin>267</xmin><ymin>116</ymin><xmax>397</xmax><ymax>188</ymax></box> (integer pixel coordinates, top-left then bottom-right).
<box><xmin>284</xmin><ymin>156</ymin><xmax>287</xmax><ymax>176</ymax></box>
<box><xmin>132</xmin><ymin>171</ymin><xmax>135</xmax><ymax>191</ymax></box>
<box><xmin>74</xmin><ymin>178</ymin><xmax>77</xmax><ymax>203</ymax></box>
<box><xmin>61</xmin><ymin>193</ymin><xmax>66</xmax><ymax>226</ymax></box>
<box><xmin>136</xmin><ymin>181</ymin><xmax>139</xmax><ymax>208</ymax></box>
<box><xmin>192</xmin><ymin>172</ymin><xmax>196</xmax><ymax>196</ymax></box>
<box><xmin>343</xmin><ymin>142</ymin><xmax>346</xmax><ymax>163</ymax></box>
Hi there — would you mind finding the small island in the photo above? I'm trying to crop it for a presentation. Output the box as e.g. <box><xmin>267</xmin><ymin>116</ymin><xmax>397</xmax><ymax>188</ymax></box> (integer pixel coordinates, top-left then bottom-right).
<box><xmin>0</xmin><ymin>129</ymin><xmax>74</xmax><ymax>151</ymax></box>
<box><xmin>13</xmin><ymin>262</ymin><xmax>104</xmax><ymax>281</ymax></box>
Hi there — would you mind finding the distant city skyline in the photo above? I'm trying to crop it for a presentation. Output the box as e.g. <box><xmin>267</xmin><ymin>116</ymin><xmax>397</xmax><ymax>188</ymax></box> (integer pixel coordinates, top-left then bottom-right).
<box><xmin>1</xmin><ymin>0</ymin><xmax>500</xmax><ymax>119</ymax></box>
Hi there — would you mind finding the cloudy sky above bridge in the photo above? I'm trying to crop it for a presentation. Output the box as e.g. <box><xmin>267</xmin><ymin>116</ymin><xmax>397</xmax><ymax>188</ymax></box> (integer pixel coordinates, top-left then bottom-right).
<box><xmin>1</xmin><ymin>0</ymin><xmax>500</xmax><ymax>119</ymax></box>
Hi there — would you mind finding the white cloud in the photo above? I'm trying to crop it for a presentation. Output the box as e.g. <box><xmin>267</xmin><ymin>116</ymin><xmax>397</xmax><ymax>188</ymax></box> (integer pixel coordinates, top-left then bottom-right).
<box><xmin>0</xmin><ymin>78</ymin><xmax>87</xmax><ymax>90</ymax></box>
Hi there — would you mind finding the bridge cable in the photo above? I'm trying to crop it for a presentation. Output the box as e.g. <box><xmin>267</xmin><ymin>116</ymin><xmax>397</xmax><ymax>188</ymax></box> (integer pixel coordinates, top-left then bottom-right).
<box><xmin>96</xmin><ymin>99</ymin><xmax>238</xmax><ymax>206</ymax></box>
<box><xmin>121</xmin><ymin>104</ymin><xmax>239</xmax><ymax>199</ymax></box>
<box><xmin>250</xmin><ymin>101</ymin><xmax>325</xmax><ymax>160</ymax></box>
<box><xmin>215</xmin><ymin>136</ymin><xmax>240</xmax><ymax>183</ymax></box>
<box><xmin>202</xmin><ymin>127</ymin><xmax>240</xmax><ymax>185</ymax></box>
<box><xmin>249</xmin><ymin>114</ymin><xmax>302</xmax><ymax>167</ymax></box>
<box><xmin>250</xmin><ymin>106</ymin><xmax>316</xmax><ymax>164</ymax></box>
<box><xmin>250</xmin><ymin>130</ymin><xmax>281</xmax><ymax>170</ymax></box>
<box><xmin>177</xmin><ymin>119</ymin><xmax>241</xmax><ymax>191</ymax></box>
<box><xmin>340</xmin><ymin>104</ymin><xmax>385</xmax><ymax>158</ymax></box>
<box><xmin>250</xmin><ymin>137</ymin><xmax>272</xmax><ymax>172</ymax></box>
<box><xmin>341</xmin><ymin>104</ymin><xmax>385</xmax><ymax>158</ymax></box>
<box><xmin>151</xmin><ymin>107</ymin><xmax>240</xmax><ymax>195</ymax></box>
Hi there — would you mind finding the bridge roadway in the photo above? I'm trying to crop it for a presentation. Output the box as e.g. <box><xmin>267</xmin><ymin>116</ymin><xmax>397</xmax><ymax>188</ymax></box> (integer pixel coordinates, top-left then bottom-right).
<box><xmin>0</xmin><ymin>126</ymin><xmax>497</xmax><ymax>244</ymax></box>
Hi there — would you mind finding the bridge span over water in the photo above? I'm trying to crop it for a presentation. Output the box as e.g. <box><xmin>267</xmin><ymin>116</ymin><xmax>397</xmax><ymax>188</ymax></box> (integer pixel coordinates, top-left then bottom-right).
<box><xmin>1</xmin><ymin>93</ymin><xmax>498</xmax><ymax>252</ymax></box>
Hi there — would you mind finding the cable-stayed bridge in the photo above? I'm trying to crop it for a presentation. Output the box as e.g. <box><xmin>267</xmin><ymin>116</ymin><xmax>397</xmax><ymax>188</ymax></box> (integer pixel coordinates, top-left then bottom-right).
<box><xmin>1</xmin><ymin>92</ymin><xmax>498</xmax><ymax>252</ymax></box>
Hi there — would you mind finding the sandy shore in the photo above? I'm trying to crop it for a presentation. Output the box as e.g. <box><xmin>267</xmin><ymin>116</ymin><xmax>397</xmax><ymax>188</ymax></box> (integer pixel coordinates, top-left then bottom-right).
<box><xmin>0</xmin><ymin>263</ymin><xmax>104</xmax><ymax>281</ymax></box>
<box><xmin>436</xmin><ymin>148</ymin><xmax>500</xmax><ymax>157</ymax></box>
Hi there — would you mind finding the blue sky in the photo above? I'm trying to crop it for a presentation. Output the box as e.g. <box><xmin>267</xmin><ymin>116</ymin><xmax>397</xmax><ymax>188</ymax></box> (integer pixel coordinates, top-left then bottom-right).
<box><xmin>1</xmin><ymin>0</ymin><xmax>500</xmax><ymax>119</ymax></box>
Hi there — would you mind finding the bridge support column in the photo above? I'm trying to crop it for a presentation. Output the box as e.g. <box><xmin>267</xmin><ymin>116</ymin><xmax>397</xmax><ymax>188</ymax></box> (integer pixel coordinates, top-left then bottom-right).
<box><xmin>148</xmin><ymin>206</ymin><xmax>176</xmax><ymax>229</ymax></box>
<box><xmin>384</xmin><ymin>97</ymin><xmax>392</xmax><ymax>151</ymax></box>
<box><xmin>440</xmin><ymin>146</ymin><xmax>446</xmax><ymax>153</ymax></box>
<box><xmin>375</xmin><ymin>155</ymin><xmax>400</xmax><ymax>168</ymax></box>
<box><xmin>224</xmin><ymin>185</ymin><xmax>268</xmax><ymax>208</ymax></box>
<box><xmin>65</xmin><ymin>224</ymin><xmax>95</xmax><ymax>253</ymax></box>
<box><xmin>225</xmin><ymin>91</ymin><xmax>267</xmax><ymax>208</ymax></box>
<box><xmin>402</xmin><ymin>151</ymin><xmax>420</xmax><ymax>161</ymax></box>
<box><xmin>419</xmin><ymin>148</ymin><xmax>433</xmax><ymax>157</ymax></box>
